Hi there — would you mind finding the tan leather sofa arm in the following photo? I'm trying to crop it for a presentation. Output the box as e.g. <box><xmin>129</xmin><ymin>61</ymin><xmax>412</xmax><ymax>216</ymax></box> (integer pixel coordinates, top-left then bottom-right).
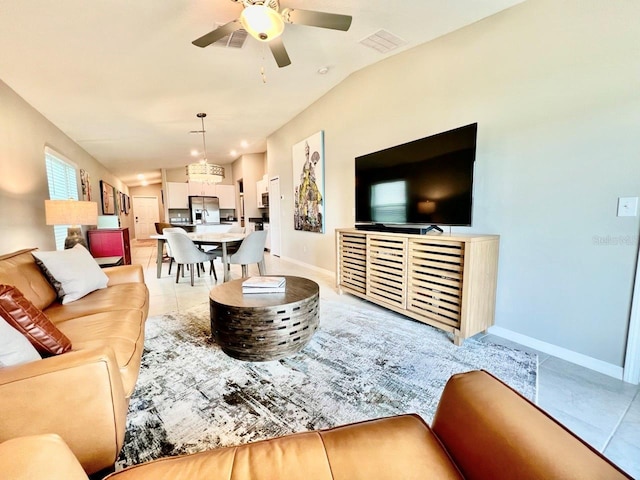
<box><xmin>104</xmin><ymin>264</ymin><xmax>145</xmax><ymax>286</ymax></box>
<box><xmin>0</xmin><ymin>434</ymin><xmax>89</xmax><ymax>480</ymax></box>
<box><xmin>104</xmin><ymin>415</ymin><xmax>462</xmax><ymax>480</ymax></box>
<box><xmin>431</xmin><ymin>370</ymin><xmax>631</xmax><ymax>480</ymax></box>
<box><xmin>0</xmin><ymin>346</ymin><xmax>128</xmax><ymax>475</ymax></box>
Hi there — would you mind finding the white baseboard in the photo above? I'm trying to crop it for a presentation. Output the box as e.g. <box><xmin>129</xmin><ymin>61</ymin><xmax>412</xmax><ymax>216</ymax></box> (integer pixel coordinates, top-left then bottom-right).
<box><xmin>488</xmin><ymin>326</ymin><xmax>624</xmax><ymax>380</ymax></box>
<box><xmin>276</xmin><ymin>255</ymin><xmax>335</xmax><ymax>278</ymax></box>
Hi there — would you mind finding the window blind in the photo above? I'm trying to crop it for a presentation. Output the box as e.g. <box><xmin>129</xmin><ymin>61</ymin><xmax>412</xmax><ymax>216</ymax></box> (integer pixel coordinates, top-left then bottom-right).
<box><xmin>44</xmin><ymin>148</ymin><xmax>79</xmax><ymax>250</ymax></box>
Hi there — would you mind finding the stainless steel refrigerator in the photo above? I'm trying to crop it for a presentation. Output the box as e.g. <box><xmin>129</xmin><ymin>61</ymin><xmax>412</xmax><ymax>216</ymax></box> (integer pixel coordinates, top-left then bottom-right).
<box><xmin>188</xmin><ymin>196</ymin><xmax>221</xmax><ymax>224</ymax></box>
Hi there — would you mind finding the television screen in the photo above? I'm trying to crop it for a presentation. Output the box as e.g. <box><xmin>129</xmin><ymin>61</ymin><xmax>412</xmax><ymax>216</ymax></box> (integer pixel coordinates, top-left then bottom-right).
<box><xmin>355</xmin><ymin>123</ymin><xmax>477</xmax><ymax>227</ymax></box>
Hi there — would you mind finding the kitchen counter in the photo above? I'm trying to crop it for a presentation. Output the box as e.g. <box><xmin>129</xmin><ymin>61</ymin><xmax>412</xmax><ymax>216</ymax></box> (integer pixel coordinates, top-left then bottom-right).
<box><xmin>194</xmin><ymin>223</ymin><xmax>239</xmax><ymax>234</ymax></box>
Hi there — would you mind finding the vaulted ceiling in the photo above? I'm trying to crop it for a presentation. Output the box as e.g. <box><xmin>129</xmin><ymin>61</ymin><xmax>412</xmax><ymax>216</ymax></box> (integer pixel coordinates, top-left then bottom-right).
<box><xmin>0</xmin><ymin>0</ymin><xmax>523</xmax><ymax>186</ymax></box>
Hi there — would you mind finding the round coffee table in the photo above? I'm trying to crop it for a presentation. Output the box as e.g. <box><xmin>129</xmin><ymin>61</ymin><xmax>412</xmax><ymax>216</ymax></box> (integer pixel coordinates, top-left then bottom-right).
<box><xmin>209</xmin><ymin>276</ymin><xmax>320</xmax><ymax>361</ymax></box>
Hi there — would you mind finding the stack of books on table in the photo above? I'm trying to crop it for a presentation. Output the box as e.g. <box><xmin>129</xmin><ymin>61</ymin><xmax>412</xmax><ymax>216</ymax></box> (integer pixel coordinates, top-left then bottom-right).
<box><xmin>242</xmin><ymin>276</ymin><xmax>286</xmax><ymax>294</ymax></box>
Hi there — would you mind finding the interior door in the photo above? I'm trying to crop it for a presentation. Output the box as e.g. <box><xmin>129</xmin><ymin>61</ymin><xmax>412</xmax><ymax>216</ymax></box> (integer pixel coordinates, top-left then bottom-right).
<box><xmin>132</xmin><ymin>196</ymin><xmax>159</xmax><ymax>239</ymax></box>
<box><xmin>269</xmin><ymin>177</ymin><xmax>281</xmax><ymax>257</ymax></box>
<box><xmin>624</xmin><ymin>244</ymin><xmax>640</xmax><ymax>384</ymax></box>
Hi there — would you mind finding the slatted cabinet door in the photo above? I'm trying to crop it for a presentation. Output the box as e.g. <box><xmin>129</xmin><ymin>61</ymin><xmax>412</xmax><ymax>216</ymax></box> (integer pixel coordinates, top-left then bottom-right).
<box><xmin>407</xmin><ymin>239</ymin><xmax>465</xmax><ymax>328</ymax></box>
<box><xmin>337</xmin><ymin>232</ymin><xmax>367</xmax><ymax>293</ymax></box>
<box><xmin>366</xmin><ymin>235</ymin><xmax>407</xmax><ymax>309</ymax></box>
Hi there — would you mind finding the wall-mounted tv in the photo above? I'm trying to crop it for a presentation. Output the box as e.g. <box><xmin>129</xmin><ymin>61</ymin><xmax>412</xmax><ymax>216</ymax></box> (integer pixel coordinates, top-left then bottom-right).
<box><xmin>355</xmin><ymin>123</ymin><xmax>477</xmax><ymax>229</ymax></box>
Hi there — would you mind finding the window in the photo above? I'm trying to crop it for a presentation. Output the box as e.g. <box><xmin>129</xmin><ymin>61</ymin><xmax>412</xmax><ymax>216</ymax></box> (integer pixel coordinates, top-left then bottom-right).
<box><xmin>45</xmin><ymin>147</ymin><xmax>79</xmax><ymax>250</ymax></box>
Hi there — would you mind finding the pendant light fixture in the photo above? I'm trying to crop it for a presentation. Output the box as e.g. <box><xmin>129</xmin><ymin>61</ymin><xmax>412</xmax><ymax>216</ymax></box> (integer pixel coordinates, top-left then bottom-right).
<box><xmin>186</xmin><ymin>113</ymin><xmax>225</xmax><ymax>184</ymax></box>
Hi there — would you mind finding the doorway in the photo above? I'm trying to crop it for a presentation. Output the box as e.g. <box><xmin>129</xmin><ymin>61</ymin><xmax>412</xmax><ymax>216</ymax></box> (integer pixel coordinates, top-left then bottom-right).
<box><xmin>269</xmin><ymin>176</ymin><xmax>281</xmax><ymax>257</ymax></box>
<box><xmin>624</xmin><ymin>245</ymin><xmax>640</xmax><ymax>384</ymax></box>
<box><xmin>132</xmin><ymin>196</ymin><xmax>159</xmax><ymax>239</ymax></box>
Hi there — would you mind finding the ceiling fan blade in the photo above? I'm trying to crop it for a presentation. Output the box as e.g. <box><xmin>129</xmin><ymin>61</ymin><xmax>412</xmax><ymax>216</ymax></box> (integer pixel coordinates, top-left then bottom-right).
<box><xmin>269</xmin><ymin>37</ymin><xmax>291</xmax><ymax>68</ymax></box>
<box><xmin>192</xmin><ymin>20</ymin><xmax>242</xmax><ymax>48</ymax></box>
<box><xmin>282</xmin><ymin>8</ymin><xmax>352</xmax><ymax>31</ymax></box>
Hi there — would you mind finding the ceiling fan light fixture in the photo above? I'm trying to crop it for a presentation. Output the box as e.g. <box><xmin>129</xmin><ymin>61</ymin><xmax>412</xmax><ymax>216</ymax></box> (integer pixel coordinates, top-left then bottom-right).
<box><xmin>240</xmin><ymin>5</ymin><xmax>284</xmax><ymax>42</ymax></box>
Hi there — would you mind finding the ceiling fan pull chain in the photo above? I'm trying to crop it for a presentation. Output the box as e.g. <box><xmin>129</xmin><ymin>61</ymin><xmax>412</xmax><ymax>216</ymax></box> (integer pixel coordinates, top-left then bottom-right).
<box><xmin>260</xmin><ymin>44</ymin><xmax>268</xmax><ymax>83</ymax></box>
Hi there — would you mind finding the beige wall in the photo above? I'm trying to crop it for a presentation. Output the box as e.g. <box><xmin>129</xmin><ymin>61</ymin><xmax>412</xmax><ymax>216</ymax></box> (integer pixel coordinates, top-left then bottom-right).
<box><xmin>0</xmin><ymin>80</ymin><xmax>130</xmax><ymax>253</ymax></box>
<box><xmin>232</xmin><ymin>153</ymin><xmax>266</xmax><ymax>220</ymax></box>
<box><xmin>267</xmin><ymin>0</ymin><xmax>640</xmax><ymax>368</ymax></box>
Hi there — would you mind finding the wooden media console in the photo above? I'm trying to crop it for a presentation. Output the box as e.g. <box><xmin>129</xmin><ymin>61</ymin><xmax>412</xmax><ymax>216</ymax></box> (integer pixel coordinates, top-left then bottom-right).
<box><xmin>336</xmin><ymin>228</ymin><xmax>499</xmax><ymax>345</ymax></box>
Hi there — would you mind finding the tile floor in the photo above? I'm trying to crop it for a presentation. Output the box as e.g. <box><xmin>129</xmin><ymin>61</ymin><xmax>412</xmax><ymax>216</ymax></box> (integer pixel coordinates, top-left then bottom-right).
<box><xmin>131</xmin><ymin>239</ymin><xmax>640</xmax><ymax>477</ymax></box>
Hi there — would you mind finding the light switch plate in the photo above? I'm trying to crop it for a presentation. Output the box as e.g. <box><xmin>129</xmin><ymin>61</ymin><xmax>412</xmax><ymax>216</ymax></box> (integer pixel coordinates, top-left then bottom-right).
<box><xmin>617</xmin><ymin>197</ymin><xmax>638</xmax><ymax>217</ymax></box>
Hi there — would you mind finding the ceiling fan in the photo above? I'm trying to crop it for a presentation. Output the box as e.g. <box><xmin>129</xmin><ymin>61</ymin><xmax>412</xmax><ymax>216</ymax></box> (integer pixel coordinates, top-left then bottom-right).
<box><xmin>192</xmin><ymin>0</ymin><xmax>352</xmax><ymax>68</ymax></box>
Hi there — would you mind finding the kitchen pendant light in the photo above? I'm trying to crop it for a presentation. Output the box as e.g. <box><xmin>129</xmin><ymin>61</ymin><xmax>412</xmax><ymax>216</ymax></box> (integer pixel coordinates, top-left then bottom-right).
<box><xmin>186</xmin><ymin>113</ymin><xmax>225</xmax><ymax>184</ymax></box>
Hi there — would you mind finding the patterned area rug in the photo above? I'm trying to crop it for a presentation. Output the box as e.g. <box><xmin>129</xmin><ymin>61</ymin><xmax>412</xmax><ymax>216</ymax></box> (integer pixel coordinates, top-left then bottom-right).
<box><xmin>117</xmin><ymin>299</ymin><xmax>537</xmax><ymax>469</ymax></box>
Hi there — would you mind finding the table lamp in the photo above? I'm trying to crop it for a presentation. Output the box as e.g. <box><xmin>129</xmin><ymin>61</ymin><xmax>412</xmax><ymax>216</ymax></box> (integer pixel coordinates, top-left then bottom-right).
<box><xmin>45</xmin><ymin>199</ymin><xmax>99</xmax><ymax>249</ymax></box>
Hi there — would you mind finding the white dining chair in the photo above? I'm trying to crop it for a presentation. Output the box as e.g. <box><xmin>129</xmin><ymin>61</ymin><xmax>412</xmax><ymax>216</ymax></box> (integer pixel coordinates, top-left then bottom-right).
<box><xmin>162</xmin><ymin>227</ymin><xmax>188</xmax><ymax>275</ymax></box>
<box><xmin>227</xmin><ymin>230</ymin><xmax>268</xmax><ymax>278</ymax></box>
<box><xmin>224</xmin><ymin>226</ymin><xmax>246</xmax><ymax>256</ymax></box>
<box><xmin>164</xmin><ymin>231</ymin><xmax>219</xmax><ymax>285</ymax></box>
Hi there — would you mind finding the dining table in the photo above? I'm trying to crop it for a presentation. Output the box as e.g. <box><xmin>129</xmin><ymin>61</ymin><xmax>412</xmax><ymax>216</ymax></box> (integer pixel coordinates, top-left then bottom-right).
<box><xmin>151</xmin><ymin>231</ymin><xmax>246</xmax><ymax>282</ymax></box>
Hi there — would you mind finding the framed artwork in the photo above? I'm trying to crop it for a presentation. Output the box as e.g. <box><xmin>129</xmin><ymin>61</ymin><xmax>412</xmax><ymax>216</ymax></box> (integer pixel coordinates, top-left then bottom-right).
<box><xmin>120</xmin><ymin>193</ymin><xmax>130</xmax><ymax>214</ymax></box>
<box><xmin>100</xmin><ymin>180</ymin><xmax>116</xmax><ymax>215</ymax></box>
<box><xmin>80</xmin><ymin>169</ymin><xmax>92</xmax><ymax>201</ymax></box>
<box><xmin>293</xmin><ymin>131</ymin><xmax>325</xmax><ymax>233</ymax></box>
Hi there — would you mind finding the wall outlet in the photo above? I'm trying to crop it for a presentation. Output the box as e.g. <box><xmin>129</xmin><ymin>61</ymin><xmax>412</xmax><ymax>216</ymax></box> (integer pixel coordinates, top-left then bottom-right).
<box><xmin>617</xmin><ymin>197</ymin><xmax>638</xmax><ymax>217</ymax></box>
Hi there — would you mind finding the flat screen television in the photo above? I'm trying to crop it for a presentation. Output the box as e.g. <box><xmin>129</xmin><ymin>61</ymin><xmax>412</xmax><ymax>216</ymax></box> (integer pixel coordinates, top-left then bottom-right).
<box><xmin>355</xmin><ymin>123</ymin><xmax>477</xmax><ymax>230</ymax></box>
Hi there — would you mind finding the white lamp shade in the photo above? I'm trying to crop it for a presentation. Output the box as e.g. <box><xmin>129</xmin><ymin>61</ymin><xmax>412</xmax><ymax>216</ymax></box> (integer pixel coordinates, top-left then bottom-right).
<box><xmin>45</xmin><ymin>200</ymin><xmax>98</xmax><ymax>226</ymax></box>
<box><xmin>186</xmin><ymin>162</ymin><xmax>225</xmax><ymax>184</ymax></box>
<box><xmin>240</xmin><ymin>5</ymin><xmax>285</xmax><ymax>42</ymax></box>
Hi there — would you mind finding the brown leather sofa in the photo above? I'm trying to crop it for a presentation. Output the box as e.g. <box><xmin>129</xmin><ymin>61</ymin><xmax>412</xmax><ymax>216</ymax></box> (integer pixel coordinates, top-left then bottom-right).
<box><xmin>0</xmin><ymin>371</ymin><xmax>630</xmax><ymax>479</ymax></box>
<box><xmin>0</xmin><ymin>248</ymin><xmax>149</xmax><ymax>475</ymax></box>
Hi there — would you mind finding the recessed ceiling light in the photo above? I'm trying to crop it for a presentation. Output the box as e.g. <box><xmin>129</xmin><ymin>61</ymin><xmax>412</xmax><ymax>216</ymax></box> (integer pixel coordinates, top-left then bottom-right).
<box><xmin>190</xmin><ymin>149</ymin><xmax>199</xmax><ymax>156</ymax></box>
<box><xmin>230</xmin><ymin>150</ymin><xmax>237</xmax><ymax>156</ymax></box>
<box><xmin>241</xmin><ymin>140</ymin><xmax>248</xmax><ymax>148</ymax></box>
<box><xmin>317</xmin><ymin>66</ymin><xmax>329</xmax><ymax>75</ymax></box>
<box><xmin>141</xmin><ymin>180</ymin><xmax>148</xmax><ymax>186</ymax></box>
<box><xmin>137</xmin><ymin>174</ymin><xmax>145</xmax><ymax>180</ymax></box>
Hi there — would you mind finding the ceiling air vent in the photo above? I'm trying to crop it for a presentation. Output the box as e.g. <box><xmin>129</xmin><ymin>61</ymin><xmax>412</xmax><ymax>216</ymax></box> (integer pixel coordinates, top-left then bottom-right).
<box><xmin>213</xmin><ymin>27</ymin><xmax>248</xmax><ymax>48</ymax></box>
<box><xmin>359</xmin><ymin>29</ymin><xmax>407</xmax><ymax>54</ymax></box>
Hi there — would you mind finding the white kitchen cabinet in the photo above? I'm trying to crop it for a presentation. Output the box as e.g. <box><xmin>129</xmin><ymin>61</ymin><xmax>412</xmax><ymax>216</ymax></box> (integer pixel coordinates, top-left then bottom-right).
<box><xmin>188</xmin><ymin>181</ymin><xmax>216</xmax><ymax>197</ymax></box>
<box><xmin>187</xmin><ymin>182</ymin><xmax>235</xmax><ymax>209</ymax></box>
<box><xmin>166</xmin><ymin>182</ymin><xmax>189</xmax><ymax>209</ymax></box>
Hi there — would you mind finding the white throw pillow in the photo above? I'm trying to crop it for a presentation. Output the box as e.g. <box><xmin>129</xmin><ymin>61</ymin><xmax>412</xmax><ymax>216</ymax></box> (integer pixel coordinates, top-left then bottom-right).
<box><xmin>0</xmin><ymin>316</ymin><xmax>41</xmax><ymax>366</ymax></box>
<box><xmin>32</xmin><ymin>244</ymin><xmax>109</xmax><ymax>304</ymax></box>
